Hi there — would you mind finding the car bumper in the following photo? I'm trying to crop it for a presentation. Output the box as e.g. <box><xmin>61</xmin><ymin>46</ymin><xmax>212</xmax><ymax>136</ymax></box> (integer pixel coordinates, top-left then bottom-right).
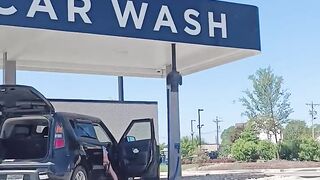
<box><xmin>0</xmin><ymin>169</ymin><xmax>50</xmax><ymax>180</ymax></box>
<box><xmin>0</xmin><ymin>162</ymin><xmax>54</xmax><ymax>180</ymax></box>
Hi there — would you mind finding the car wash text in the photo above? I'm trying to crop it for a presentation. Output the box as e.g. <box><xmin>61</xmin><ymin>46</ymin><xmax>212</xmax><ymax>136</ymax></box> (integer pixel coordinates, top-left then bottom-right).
<box><xmin>0</xmin><ymin>0</ymin><xmax>260</xmax><ymax>49</ymax></box>
<box><xmin>0</xmin><ymin>0</ymin><xmax>227</xmax><ymax>39</ymax></box>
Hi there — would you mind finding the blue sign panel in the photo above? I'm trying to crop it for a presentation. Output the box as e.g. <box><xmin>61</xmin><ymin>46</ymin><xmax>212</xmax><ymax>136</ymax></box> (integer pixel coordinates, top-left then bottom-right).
<box><xmin>0</xmin><ymin>0</ymin><xmax>260</xmax><ymax>50</ymax></box>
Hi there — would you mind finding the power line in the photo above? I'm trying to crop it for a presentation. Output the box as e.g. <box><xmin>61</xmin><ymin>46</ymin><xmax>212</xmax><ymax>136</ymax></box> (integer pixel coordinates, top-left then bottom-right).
<box><xmin>306</xmin><ymin>101</ymin><xmax>320</xmax><ymax>139</ymax></box>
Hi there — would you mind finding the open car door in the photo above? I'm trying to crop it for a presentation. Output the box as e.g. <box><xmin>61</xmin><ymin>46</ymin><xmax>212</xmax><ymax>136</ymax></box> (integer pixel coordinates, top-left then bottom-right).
<box><xmin>118</xmin><ymin>118</ymin><xmax>159</xmax><ymax>179</ymax></box>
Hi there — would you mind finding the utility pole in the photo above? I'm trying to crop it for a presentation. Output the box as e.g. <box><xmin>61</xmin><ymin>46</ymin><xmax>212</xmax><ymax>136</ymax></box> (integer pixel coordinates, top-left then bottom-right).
<box><xmin>306</xmin><ymin>101</ymin><xmax>320</xmax><ymax>139</ymax></box>
<box><xmin>197</xmin><ymin>109</ymin><xmax>204</xmax><ymax>147</ymax></box>
<box><xmin>190</xmin><ymin>120</ymin><xmax>196</xmax><ymax>142</ymax></box>
<box><xmin>213</xmin><ymin>116</ymin><xmax>222</xmax><ymax>146</ymax></box>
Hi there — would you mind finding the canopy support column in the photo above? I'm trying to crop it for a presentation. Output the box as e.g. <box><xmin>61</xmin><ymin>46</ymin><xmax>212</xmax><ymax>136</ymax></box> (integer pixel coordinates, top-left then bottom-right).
<box><xmin>3</xmin><ymin>52</ymin><xmax>16</xmax><ymax>85</ymax></box>
<box><xmin>167</xmin><ymin>44</ymin><xmax>182</xmax><ymax>180</ymax></box>
<box><xmin>118</xmin><ymin>76</ymin><xmax>124</xmax><ymax>101</ymax></box>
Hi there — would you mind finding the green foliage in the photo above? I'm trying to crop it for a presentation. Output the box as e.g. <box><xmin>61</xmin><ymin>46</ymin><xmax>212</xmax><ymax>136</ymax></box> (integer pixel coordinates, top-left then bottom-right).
<box><xmin>219</xmin><ymin>125</ymin><xmax>245</xmax><ymax>158</ymax></box>
<box><xmin>231</xmin><ymin>125</ymin><xmax>277</xmax><ymax>162</ymax></box>
<box><xmin>283</xmin><ymin>120</ymin><xmax>311</xmax><ymax>141</ymax></box>
<box><xmin>231</xmin><ymin>125</ymin><xmax>260</xmax><ymax>162</ymax></box>
<box><xmin>218</xmin><ymin>144</ymin><xmax>232</xmax><ymax>158</ymax></box>
<box><xmin>279</xmin><ymin>140</ymin><xmax>301</xmax><ymax>160</ymax></box>
<box><xmin>159</xmin><ymin>143</ymin><xmax>167</xmax><ymax>152</ymax></box>
<box><xmin>180</xmin><ymin>136</ymin><xmax>197</xmax><ymax>159</ymax></box>
<box><xmin>279</xmin><ymin>120</ymin><xmax>313</xmax><ymax>161</ymax></box>
<box><xmin>240</xmin><ymin>67</ymin><xmax>293</xmax><ymax>143</ymax></box>
<box><xmin>298</xmin><ymin>137</ymin><xmax>320</xmax><ymax>161</ymax></box>
<box><xmin>315</xmin><ymin>124</ymin><xmax>320</xmax><ymax>139</ymax></box>
<box><xmin>240</xmin><ymin>123</ymin><xmax>259</xmax><ymax>143</ymax></box>
<box><xmin>221</xmin><ymin>126</ymin><xmax>236</xmax><ymax>145</ymax></box>
<box><xmin>231</xmin><ymin>139</ymin><xmax>259</xmax><ymax>162</ymax></box>
<box><xmin>257</xmin><ymin>140</ymin><xmax>277</xmax><ymax>160</ymax></box>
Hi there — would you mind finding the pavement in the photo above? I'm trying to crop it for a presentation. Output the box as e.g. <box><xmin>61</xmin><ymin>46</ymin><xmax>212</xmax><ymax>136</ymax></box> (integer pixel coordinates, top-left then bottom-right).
<box><xmin>160</xmin><ymin>168</ymin><xmax>320</xmax><ymax>179</ymax></box>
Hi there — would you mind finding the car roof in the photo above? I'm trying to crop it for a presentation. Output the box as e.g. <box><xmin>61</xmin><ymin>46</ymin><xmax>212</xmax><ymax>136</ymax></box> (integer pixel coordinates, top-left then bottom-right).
<box><xmin>56</xmin><ymin>112</ymin><xmax>102</xmax><ymax>124</ymax></box>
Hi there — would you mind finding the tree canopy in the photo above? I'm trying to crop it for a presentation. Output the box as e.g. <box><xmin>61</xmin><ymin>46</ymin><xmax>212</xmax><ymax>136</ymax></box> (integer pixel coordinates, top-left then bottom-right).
<box><xmin>283</xmin><ymin>120</ymin><xmax>311</xmax><ymax>141</ymax></box>
<box><xmin>240</xmin><ymin>67</ymin><xmax>293</xmax><ymax>143</ymax></box>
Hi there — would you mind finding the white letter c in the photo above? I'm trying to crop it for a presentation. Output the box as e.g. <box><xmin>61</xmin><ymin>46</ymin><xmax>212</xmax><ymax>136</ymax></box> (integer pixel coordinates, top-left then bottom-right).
<box><xmin>0</xmin><ymin>6</ymin><xmax>17</xmax><ymax>16</ymax></box>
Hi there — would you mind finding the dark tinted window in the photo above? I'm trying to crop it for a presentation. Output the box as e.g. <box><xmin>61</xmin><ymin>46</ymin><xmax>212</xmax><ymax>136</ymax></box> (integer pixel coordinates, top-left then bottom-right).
<box><xmin>73</xmin><ymin>121</ymin><xmax>97</xmax><ymax>139</ymax></box>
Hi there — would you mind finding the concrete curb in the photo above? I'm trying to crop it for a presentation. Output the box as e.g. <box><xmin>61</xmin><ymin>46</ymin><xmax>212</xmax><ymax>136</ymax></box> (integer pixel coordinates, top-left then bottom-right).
<box><xmin>160</xmin><ymin>167</ymin><xmax>320</xmax><ymax>178</ymax></box>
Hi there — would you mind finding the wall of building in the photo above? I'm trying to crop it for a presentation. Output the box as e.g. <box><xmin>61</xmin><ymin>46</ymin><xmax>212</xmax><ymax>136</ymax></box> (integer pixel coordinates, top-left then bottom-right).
<box><xmin>50</xmin><ymin>99</ymin><xmax>159</xmax><ymax>143</ymax></box>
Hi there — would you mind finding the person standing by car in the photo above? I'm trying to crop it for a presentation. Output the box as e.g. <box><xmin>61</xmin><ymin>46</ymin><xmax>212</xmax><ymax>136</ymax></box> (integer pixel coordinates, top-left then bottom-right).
<box><xmin>103</xmin><ymin>147</ymin><xmax>118</xmax><ymax>180</ymax></box>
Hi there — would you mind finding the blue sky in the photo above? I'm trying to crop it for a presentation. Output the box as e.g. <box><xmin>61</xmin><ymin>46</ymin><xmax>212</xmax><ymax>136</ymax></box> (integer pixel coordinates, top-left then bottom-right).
<box><xmin>3</xmin><ymin>0</ymin><xmax>320</xmax><ymax>144</ymax></box>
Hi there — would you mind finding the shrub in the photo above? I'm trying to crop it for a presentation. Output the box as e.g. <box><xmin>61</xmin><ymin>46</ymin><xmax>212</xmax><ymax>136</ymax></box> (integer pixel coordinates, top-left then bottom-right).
<box><xmin>231</xmin><ymin>139</ymin><xmax>259</xmax><ymax>162</ymax></box>
<box><xmin>257</xmin><ymin>140</ymin><xmax>277</xmax><ymax>160</ymax></box>
<box><xmin>192</xmin><ymin>149</ymin><xmax>209</xmax><ymax>166</ymax></box>
<box><xmin>180</xmin><ymin>136</ymin><xmax>197</xmax><ymax>159</ymax></box>
<box><xmin>218</xmin><ymin>144</ymin><xmax>232</xmax><ymax>158</ymax></box>
<box><xmin>279</xmin><ymin>140</ymin><xmax>300</xmax><ymax>160</ymax></box>
<box><xmin>299</xmin><ymin>137</ymin><xmax>320</xmax><ymax>161</ymax></box>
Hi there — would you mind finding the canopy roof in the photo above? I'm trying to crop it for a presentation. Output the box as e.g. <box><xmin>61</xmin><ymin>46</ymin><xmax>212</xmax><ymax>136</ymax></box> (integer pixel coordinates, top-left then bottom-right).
<box><xmin>0</xmin><ymin>26</ymin><xmax>259</xmax><ymax>78</ymax></box>
<box><xmin>0</xmin><ymin>0</ymin><xmax>260</xmax><ymax>78</ymax></box>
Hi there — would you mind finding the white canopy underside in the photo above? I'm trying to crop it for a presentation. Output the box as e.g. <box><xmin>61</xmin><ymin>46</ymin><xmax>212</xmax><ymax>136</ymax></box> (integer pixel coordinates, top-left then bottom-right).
<box><xmin>0</xmin><ymin>25</ymin><xmax>259</xmax><ymax>78</ymax></box>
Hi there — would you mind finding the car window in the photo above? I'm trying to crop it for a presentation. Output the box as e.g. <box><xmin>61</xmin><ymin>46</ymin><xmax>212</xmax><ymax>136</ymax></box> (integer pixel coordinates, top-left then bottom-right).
<box><xmin>93</xmin><ymin>124</ymin><xmax>112</xmax><ymax>144</ymax></box>
<box><xmin>126</xmin><ymin>121</ymin><xmax>151</xmax><ymax>141</ymax></box>
<box><xmin>74</xmin><ymin>122</ymin><xmax>97</xmax><ymax>139</ymax></box>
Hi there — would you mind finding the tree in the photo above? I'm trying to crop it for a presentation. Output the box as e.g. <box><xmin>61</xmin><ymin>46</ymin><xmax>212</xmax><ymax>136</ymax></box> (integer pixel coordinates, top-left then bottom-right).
<box><xmin>279</xmin><ymin>120</ymin><xmax>311</xmax><ymax>160</ymax></box>
<box><xmin>240</xmin><ymin>67</ymin><xmax>293</xmax><ymax>144</ymax></box>
<box><xmin>219</xmin><ymin>125</ymin><xmax>245</xmax><ymax>158</ymax></box>
<box><xmin>283</xmin><ymin>120</ymin><xmax>311</xmax><ymax>141</ymax></box>
<box><xmin>314</xmin><ymin>124</ymin><xmax>320</xmax><ymax>139</ymax></box>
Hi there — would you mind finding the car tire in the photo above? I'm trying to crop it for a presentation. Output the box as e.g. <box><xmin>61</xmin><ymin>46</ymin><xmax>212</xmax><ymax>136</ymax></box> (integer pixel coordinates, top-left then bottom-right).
<box><xmin>71</xmin><ymin>166</ymin><xmax>88</xmax><ymax>180</ymax></box>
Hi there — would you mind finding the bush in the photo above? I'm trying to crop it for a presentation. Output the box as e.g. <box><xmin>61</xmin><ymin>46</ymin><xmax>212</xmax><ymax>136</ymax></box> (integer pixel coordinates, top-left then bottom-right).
<box><xmin>231</xmin><ymin>139</ymin><xmax>259</xmax><ymax>162</ymax></box>
<box><xmin>257</xmin><ymin>140</ymin><xmax>277</xmax><ymax>160</ymax></box>
<box><xmin>218</xmin><ymin>144</ymin><xmax>232</xmax><ymax>158</ymax></box>
<box><xmin>180</xmin><ymin>136</ymin><xmax>197</xmax><ymax>159</ymax></box>
<box><xmin>279</xmin><ymin>140</ymin><xmax>300</xmax><ymax>160</ymax></box>
<box><xmin>299</xmin><ymin>137</ymin><xmax>320</xmax><ymax>161</ymax></box>
<box><xmin>192</xmin><ymin>149</ymin><xmax>209</xmax><ymax>166</ymax></box>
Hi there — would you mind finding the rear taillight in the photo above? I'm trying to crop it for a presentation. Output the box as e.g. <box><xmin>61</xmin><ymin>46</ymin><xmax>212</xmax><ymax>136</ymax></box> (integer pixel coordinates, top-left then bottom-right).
<box><xmin>54</xmin><ymin>123</ymin><xmax>65</xmax><ymax>149</ymax></box>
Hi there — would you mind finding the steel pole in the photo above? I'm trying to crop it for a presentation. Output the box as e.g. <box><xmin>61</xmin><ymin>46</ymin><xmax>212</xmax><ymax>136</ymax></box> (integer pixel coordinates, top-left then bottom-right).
<box><xmin>118</xmin><ymin>76</ymin><xmax>124</xmax><ymax>101</ymax></box>
<box><xmin>191</xmin><ymin>120</ymin><xmax>195</xmax><ymax>142</ymax></box>
<box><xmin>198</xmin><ymin>109</ymin><xmax>203</xmax><ymax>146</ymax></box>
<box><xmin>3</xmin><ymin>52</ymin><xmax>16</xmax><ymax>85</ymax></box>
<box><xmin>167</xmin><ymin>44</ymin><xmax>182</xmax><ymax>180</ymax></box>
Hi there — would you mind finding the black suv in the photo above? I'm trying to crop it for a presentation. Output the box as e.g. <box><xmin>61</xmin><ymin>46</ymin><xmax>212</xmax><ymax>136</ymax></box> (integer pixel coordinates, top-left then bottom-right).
<box><xmin>0</xmin><ymin>85</ymin><xmax>159</xmax><ymax>180</ymax></box>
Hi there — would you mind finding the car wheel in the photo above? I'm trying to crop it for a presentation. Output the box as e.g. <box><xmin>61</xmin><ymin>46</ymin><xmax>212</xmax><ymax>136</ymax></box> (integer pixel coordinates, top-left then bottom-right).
<box><xmin>71</xmin><ymin>166</ymin><xmax>88</xmax><ymax>180</ymax></box>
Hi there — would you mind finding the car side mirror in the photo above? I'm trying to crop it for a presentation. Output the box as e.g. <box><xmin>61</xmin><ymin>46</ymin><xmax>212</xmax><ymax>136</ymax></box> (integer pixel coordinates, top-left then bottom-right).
<box><xmin>126</xmin><ymin>136</ymin><xmax>136</xmax><ymax>142</ymax></box>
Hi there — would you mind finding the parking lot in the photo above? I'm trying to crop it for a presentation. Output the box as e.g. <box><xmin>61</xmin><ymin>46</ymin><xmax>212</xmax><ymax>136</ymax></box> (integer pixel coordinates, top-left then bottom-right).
<box><xmin>161</xmin><ymin>168</ymin><xmax>320</xmax><ymax>180</ymax></box>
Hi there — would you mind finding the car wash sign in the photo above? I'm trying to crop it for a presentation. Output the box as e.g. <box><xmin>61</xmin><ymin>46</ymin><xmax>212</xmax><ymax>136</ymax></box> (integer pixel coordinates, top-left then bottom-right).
<box><xmin>0</xmin><ymin>0</ymin><xmax>260</xmax><ymax>50</ymax></box>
